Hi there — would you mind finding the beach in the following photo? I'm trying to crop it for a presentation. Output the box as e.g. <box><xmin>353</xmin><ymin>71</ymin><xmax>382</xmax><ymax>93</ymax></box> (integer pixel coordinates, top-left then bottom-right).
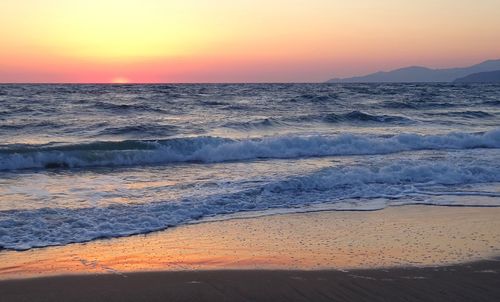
<box><xmin>1</xmin><ymin>0</ymin><xmax>500</xmax><ymax>299</ymax></box>
<box><xmin>1</xmin><ymin>83</ymin><xmax>499</xmax><ymax>301</ymax></box>
<box><xmin>2</xmin><ymin>261</ymin><xmax>500</xmax><ymax>302</ymax></box>
<box><xmin>1</xmin><ymin>205</ymin><xmax>500</xmax><ymax>301</ymax></box>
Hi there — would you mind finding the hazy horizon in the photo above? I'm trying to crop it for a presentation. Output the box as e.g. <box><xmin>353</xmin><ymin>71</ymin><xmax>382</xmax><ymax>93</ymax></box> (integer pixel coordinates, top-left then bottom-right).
<box><xmin>1</xmin><ymin>0</ymin><xmax>500</xmax><ymax>83</ymax></box>
<box><xmin>0</xmin><ymin>58</ymin><xmax>498</xmax><ymax>84</ymax></box>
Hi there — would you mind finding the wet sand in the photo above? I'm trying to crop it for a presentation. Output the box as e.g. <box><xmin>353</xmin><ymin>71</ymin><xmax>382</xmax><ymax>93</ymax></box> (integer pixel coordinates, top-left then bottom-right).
<box><xmin>1</xmin><ymin>260</ymin><xmax>500</xmax><ymax>302</ymax></box>
<box><xmin>1</xmin><ymin>205</ymin><xmax>500</xmax><ymax>279</ymax></box>
<box><xmin>1</xmin><ymin>205</ymin><xmax>500</xmax><ymax>301</ymax></box>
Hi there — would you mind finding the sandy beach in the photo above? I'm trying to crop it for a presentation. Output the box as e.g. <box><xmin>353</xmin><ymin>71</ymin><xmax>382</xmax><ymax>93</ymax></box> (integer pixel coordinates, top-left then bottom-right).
<box><xmin>2</xmin><ymin>260</ymin><xmax>500</xmax><ymax>302</ymax></box>
<box><xmin>1</xmin><ymin>205</ymin><xmax>500</xmax><ymax>301</ymax></box>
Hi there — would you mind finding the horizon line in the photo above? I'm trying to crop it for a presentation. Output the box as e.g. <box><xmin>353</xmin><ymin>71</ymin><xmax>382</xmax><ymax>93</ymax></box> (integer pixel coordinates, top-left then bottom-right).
<box><xmin>0</xmin><ymin>81</ymin><xmax>484</xmax><ymax>85</ymax></box>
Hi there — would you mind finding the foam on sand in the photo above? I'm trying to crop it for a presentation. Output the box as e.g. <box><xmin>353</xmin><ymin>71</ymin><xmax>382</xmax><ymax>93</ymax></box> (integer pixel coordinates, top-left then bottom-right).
<box><xmin>1</xmin><ymin>153</ymin><xmax>499</xmax><ymax>250</ymax></box>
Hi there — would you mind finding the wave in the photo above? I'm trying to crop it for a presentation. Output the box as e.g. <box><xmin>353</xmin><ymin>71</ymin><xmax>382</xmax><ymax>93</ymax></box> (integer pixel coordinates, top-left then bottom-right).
<box><xmin>96</xmin><ymin>124</ymin><xmax>178</xmax><ymax>136</ymax></box>
<box><xmin>0</xmin><ymin>129</ymin><xmax>499</xmax><ymax>171</ymax></box>
<box><xmin>91</xmin><ymin>101</ymin><xmax>170</xmax><ymax>114</ymax></box>
<box><xmin>380</xmin><ymin>99</ymin><xmax>462</xmax><ymax>109</ymax></box>
<box><xmin>426</xmin><ymin>111</ymin><xmax>496</xmax><ymax>118</ymax></box>
<box><xmin>223</xmin><ymin>111</ymin><xmax>414</xmax><ymax>130</ymax></box>
<box><xmin>321</xmin><ymin>111</ymin><xmax>413</xmax><ymax>124</ymax></box>
<box><xmin>0</xmin><ymin>121</ymin><xmax>67</xmax><ymax>130</ymax></box>
<box><xmin>92</xmin><ymin>101</ymin><xmax>149</xmax><ymax>111</ymax></box>
<box><xmin>222</xmin><ymin>118</ymin><xmax>284</xmax><ymax>129</ymax></box>
<box><xmin>200</xmin><ymin>100</ymin><xmax>231</xmax><ymax>106</ymax></box>
<box><xmin>379</xmin><ymin>101</ymin><xmax>419</xmax><ymax>109</ymax></box>
<box><xmin>292</xmin><ymin>93</ymin><xmax>339</xmax><ymax>102</ymax></box>
<box><xmin>1</xmin><ymin>156</ymin><xmax>499</xmax><ymax>250</ymax></box>
<box><xmin>482</xmin><ymin>100</ymin><xmax>500</xmax><ymax>106</ymax></box>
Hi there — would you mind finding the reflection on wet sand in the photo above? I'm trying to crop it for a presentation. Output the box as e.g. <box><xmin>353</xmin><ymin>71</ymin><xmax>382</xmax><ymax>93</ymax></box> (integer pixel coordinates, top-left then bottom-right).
<box><xmin>1</xmin><ymin>205</ymin><xmax>500</xmax><ymax>280</ymax></box>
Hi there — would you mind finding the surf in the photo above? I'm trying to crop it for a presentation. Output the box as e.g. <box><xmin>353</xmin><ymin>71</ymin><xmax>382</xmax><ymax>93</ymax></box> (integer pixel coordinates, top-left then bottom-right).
<box><xmin>0</xmin><ymin>129</ymin><xmax>499</xmax><ymax>171</ymax></box>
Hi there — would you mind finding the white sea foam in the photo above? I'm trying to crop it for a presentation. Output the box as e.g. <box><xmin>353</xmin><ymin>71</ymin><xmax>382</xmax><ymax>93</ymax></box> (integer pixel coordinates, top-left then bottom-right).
<box><xmin>0</xmin><ymin>129</ymin><xmax>499</xmax><ymax>170</ymax></box>
<box><xmin>1</xmin><ymin>156</ymin><xmax>499</xmax><ymax>250</ymax></box>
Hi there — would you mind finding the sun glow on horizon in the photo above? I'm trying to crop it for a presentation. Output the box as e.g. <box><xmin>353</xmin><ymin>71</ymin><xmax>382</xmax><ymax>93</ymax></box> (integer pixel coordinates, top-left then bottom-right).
<box><xmin>111</xmin><ymin>77</ymin><xmax>131</xmax><ymax>84</ymax></box>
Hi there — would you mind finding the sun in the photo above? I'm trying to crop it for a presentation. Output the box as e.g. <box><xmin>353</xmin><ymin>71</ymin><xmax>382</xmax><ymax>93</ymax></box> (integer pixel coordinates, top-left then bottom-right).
<box><xmin>111</xmin><ymin>77</ymin><xmax>130</xmax><ymax>84</ymax></box>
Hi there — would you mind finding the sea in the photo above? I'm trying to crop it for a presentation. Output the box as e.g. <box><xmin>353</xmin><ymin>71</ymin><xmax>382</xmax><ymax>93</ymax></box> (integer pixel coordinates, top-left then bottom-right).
<box><xmin>0</xmin><ymin>83</ymin><xmax>499</xmax><ymax>251</ymax></box>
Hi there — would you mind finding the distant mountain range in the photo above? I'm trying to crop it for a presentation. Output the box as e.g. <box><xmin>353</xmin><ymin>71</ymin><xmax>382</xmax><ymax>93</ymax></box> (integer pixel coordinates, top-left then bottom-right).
<box><xmin>453</xmin><ymin>70</ymin><xmax>500</xmax><ymax>83</ymax></box>
<box><xmin>327</xmin><ymin>59</ymin><xmax>500</xmax><ymax>83</ymax></box>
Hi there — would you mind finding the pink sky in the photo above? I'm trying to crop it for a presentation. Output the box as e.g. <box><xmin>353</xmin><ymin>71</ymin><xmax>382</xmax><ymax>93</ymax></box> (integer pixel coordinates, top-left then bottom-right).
<box><xmin>1</xmin><ymin>0</ymin><xmax>500</xmax><ymax>83</ymax></box>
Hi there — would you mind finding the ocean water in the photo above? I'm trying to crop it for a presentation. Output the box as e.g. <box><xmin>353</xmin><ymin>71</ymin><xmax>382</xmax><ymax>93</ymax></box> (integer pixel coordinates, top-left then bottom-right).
<box><xmin>0</xmin><ymin>83</ymin><xmax>499</xmax><ymax>250</ymax></box>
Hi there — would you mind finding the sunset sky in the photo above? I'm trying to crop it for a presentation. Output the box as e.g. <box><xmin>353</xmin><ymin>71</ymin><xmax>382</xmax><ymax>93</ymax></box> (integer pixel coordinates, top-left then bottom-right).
<box><xmin>1</xmin><ymin>0</ymin><xmax>500</xmax><ymax>83</ymax></box>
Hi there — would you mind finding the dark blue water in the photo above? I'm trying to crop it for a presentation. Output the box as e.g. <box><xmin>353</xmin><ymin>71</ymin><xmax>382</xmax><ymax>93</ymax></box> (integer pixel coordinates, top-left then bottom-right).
<box><xmin>1</xmin><ymin>83</ymin><xmax>499</xmax><ymax>250</ymax></box>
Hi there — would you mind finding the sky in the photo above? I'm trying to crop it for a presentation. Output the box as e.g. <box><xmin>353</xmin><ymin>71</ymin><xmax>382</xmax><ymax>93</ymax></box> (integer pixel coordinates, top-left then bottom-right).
<box><xmin>1</xmin><ymin>0</ymin><xmax>499</xmax><ymax>83</ymax></box>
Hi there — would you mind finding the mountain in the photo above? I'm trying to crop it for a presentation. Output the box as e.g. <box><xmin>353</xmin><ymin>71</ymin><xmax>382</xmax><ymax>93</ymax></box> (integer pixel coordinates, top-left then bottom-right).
<box><xmin>453</xmin><ymin>70</ymin><xmax>500</xmax><ymax>83</ymax></box>
<box><xmin>327</xmin><ymin>59</ymin><xmax>500</xmax><ymax>83</ymax></box>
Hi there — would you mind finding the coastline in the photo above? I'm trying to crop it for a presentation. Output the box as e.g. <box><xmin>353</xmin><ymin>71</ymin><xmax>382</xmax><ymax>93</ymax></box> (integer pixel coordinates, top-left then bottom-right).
<box><xmin>1</xmin><ymin>205</ymin><xmax>500</xmax><ymax>301</ymax></box>
<box><xmin>1</xmin><ymin>205</ymin><xmax>500</xmax><ymax>279</ymax></box>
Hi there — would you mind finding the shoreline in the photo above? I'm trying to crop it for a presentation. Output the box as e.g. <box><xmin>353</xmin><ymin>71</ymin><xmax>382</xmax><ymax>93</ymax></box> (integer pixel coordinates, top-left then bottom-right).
<box><xmin>2</xmin><ymin>203</ymin><xmax>499</xmax><ymax>254</ymax></box>
<box><xmin>1</xmin><ymin>205</ymin><xmax>500</xmax><ymax>281</ymax></box>
<box><xmin>1</xmin><ymin>259</ymin><xmax>500</xmax><ymax>302</ymax></box>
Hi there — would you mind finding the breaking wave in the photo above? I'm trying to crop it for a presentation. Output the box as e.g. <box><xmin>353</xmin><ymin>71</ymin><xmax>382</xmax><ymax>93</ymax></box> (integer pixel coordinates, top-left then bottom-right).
<box><xmin>1</xmin><ymin>155</ymin><xmax>499</xmax><ymax>250</ymax></box>
<box><xmin>1</xmin><ymin>129</ymin><xmax>499</xmax><ymax>171</ymax></box>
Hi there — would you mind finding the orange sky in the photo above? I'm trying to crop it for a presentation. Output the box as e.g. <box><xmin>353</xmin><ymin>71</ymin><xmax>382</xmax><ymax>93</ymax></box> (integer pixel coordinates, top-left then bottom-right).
<box><xmin>1</xmin><ymin>0</ymin><xmax>500</xmax><ymax>83</ymax></box>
